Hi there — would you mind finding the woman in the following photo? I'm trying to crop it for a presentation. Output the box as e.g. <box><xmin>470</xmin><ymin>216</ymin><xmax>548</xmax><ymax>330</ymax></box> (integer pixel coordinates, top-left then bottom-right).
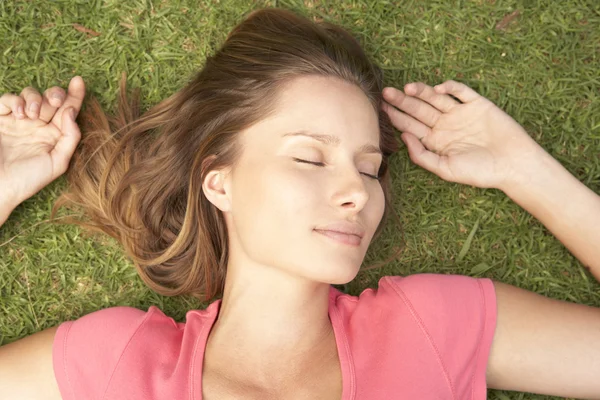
<box><xmin>1</xmin><ymin>7</ymin><xmax>599</xmax><ymax>400</ymax></box>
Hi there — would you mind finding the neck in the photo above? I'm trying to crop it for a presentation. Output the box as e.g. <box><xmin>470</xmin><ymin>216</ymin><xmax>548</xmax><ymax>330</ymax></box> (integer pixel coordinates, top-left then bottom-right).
<box><xmin>204</xmin><ymin>258</ymin><xmax>337</xmax><ymax>385</ymax></box>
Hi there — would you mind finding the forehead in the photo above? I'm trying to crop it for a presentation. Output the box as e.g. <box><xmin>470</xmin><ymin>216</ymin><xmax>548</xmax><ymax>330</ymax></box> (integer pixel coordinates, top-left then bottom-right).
<box><xmin>242</xmin><ymin>75</ymin><xmax>381</xmax><ymax>150</ymax></box>
<box><xmin>277</xmin><ymin>75</ymin><xmax>378</xmax><ymax>132</ymax></box>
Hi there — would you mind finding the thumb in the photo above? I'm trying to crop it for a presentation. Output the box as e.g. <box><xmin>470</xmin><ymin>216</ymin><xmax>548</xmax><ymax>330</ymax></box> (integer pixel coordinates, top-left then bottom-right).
<box><xmin>68</xmin><ymin>107</ymin><xmax>78</xmax><ymax>121</ymax></box>
<box><xmin>50</xmin><ymin>107</ymin><xmax>82</xmax><ymax>177</ymax></box>
<box><xmin>401</xmin><ymin>132</ymin><xmax>452</xmax><ymax>182</ymax></box>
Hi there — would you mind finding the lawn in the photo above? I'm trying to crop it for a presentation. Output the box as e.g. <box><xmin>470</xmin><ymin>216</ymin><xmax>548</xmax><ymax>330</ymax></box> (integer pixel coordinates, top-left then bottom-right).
<box><xmin>1</xmin><ymin>1</ymin><xmax>599</xmax><ymax>399</ymax></box>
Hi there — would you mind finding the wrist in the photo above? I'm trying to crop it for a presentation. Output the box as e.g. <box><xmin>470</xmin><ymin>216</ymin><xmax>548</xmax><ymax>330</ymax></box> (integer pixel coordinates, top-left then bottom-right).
<box><xmin>0</xmin><ymin>187</ymin><xmax>18</xmax><ymax>226</ymax></box>
<box><xmin>497</xmin><ymin>141</ymin><xmax>555</xmax><ymax>194</ymax></box>
<box><xmin>498</xmin><ymin>145</ymin><xmax>585</xmax><ymax>213</ymax></box>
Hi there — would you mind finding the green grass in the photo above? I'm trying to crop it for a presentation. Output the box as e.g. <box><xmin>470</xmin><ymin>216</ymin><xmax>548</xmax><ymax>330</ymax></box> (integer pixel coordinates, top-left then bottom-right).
<box><xmin>1</xmin><ymin>0</ymin><xmax>599</xmax><ymax>399</ymax></box>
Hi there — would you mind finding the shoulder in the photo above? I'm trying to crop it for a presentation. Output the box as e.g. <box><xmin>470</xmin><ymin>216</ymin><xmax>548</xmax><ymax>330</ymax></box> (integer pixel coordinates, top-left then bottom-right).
<box><xmin>380</xmin><ymin>273</ymin><xmax>496</xmax><ymax>312</ymax></box>
<box><xmin>54</xmin><ymin>303</ymin><xmax>219</xmax><ymax>399</ymax></box>
<box><xmin>333</xmin><ymin>273</ymin><xmax>495</xmax><ymax>315</ymax></box>
<box><xmin>336</xmin><ymin>274</ymin><xmax>497</xmax><ymax>399</ymax></box>
<box><xmin>54</xmin><ymin>306</ymin><xmax>156</xmax><ymax>359</ymax></box>
<box><xmin>57</xmin><ymin>305</ymin><xmax>150</xmax><ymax>334</ymax></box>
<box><xmin>375</xmin><ymin>274</ymin><xmax>497</xmax><ymax>345</ymax></box>
<box><xmin>386</xmin><ymin>274</ymin><xmax>497</xmax><ymax>399</ymax></box>
<box><xmin>53</xmin><ymin>306</ymin><xmax>178</xmax><ymax>399</ymax></box>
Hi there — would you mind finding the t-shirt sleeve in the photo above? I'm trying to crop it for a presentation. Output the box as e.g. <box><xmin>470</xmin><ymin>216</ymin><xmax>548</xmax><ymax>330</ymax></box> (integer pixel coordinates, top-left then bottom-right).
<box><xmin>384</xmin><ymin>273</ymin><xmax>497</xmax><ymax>400</ymax></box>
<box><xmin>52</xmin><ymin>306</ymin><xmax>150</xmax><ymax>400</ymax></box>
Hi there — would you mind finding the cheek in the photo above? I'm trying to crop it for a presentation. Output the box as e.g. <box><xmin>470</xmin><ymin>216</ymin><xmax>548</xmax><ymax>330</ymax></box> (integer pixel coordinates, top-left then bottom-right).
<box><xmin>230</xmin><ymin>163</ymin><xmax>324</xmax><ymax>269</ymax></box>
<box><xmin>275</xmin><ymin>169</ymin><xmax>325</xmax><ymax>212</ymax></box>
<box><xmin>231</xmin><ymin>160</ymin><xmax>384</xmax><ymax>245</ymax></box>
<box><xmin>371</xmin><ymin>187</ymin><xmax>386</xmax><ymax>230</ymax></box>
<box><xmin>232</xmin><ymin>163</ymin><xmax>319</xmax><ymax>234</ymax></box>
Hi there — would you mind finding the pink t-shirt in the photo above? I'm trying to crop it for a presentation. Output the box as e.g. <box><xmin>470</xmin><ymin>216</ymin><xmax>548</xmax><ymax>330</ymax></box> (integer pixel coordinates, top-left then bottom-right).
<box><xmin>53</xmin><ymin>273</ymin><xmax>497</xmax><ymax>399</ymax></box>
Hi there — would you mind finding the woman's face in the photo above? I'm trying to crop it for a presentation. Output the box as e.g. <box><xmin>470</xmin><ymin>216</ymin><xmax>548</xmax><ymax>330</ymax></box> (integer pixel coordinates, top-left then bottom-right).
<box><xmin>224</xmin><ymin>75</ymin><xmax>385</xmax><ymax>285</ymax></box>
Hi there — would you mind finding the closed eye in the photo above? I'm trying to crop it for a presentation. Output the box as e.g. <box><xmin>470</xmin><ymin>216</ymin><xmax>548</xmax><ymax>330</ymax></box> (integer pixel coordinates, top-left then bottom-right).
<box><xmin>293</xmin><ymin>158</ymin><xmax>381</xmax><ymax>181</ymax></box>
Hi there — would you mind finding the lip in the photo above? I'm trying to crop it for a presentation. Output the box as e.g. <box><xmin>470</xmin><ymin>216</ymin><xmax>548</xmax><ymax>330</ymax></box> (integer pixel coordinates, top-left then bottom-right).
<box><xmin>314</xmin><ymin>229</ymin><xmax>362</xmax><ymax>246</ymax></box>
<box><xmin>314</xmin><ymin>221</ymin><xmax>365</xmax><ymax>238</ymax></box>
<box><xmin>313</xmin><ymin>221</ymin><xmax>365</xmax><ymax>247</ymax></box>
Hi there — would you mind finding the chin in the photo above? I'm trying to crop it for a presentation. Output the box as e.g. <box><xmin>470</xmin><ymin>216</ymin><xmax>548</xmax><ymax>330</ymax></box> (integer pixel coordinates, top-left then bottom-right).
<box><xmin>318</xmin><ymin>264</ymin><xmax>361</xmax><ymax>286</ymax></box>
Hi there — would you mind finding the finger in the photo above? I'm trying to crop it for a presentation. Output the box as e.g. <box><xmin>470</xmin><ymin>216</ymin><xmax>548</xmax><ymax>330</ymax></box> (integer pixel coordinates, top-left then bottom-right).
<box><xmin>38</xmin><ymin>86</ymin><xmax>66</xmax><ymax>123</ymax></box>
<box><xmin>19</xmin><ymin>86</ymin><xmax>43</xmax><ymax>120</ymax></box>
<box><xmin>433</xmin><ymin>80</ymin><xmax>480</xmax><ymax>103</ymax></box>
<box><xmin>404</xmin><ymin>82</ymin><xmax>459</xmax><ymax>113</ymax></box>
<box><xmin>51</xmin><ymin>108</ymin><xmax>81</xmax><ymax>176</ymax></box>
<box><xmin>0</xmin><ymin>93</ymin><xmax>26</xmax><ymax>119</ymax></box>
<box><xmin>401</xmin><ymin>132</ymin><xmax>454</xmax><ymax>182</ymax></box>
<box><xmin>382</xmin><ymin>87</ymin><xmax>442</xmax><ymax>127</ymax></box>
<box><xmin>381</xmin><ymin>101</ymin><xmax>431</xmax><ymax>139</ymax></box>
<box><xmin>52</xmin><ymin>76</ymin><xmax>86</xmax><ymax>131</ymax></box>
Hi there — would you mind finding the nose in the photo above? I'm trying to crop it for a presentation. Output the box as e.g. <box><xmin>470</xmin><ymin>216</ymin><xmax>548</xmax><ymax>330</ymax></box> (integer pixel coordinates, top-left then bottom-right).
<box><xmin>331</xmin><ymin>168</ymin><xmax>370</xmax><ymax>212</ymax></box>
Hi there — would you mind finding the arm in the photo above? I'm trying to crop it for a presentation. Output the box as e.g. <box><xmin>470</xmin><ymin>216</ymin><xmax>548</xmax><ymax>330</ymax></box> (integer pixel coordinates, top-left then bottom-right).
<box><xmin>1</xmin><ymin>196</ymin><xmax>64</xmax><ymax>400</ymax></box>
<box><xmin>490</xmin><ymin>151</ymin><xmax>600</xmax><ymax>395</ymax></box>
<box><xmin>0</xmin><ymin>76</ymin><xmax>84</xmax><ymax>229</ymax></box>
<box><xmin>487</xmin><ymin>280</ymin><xmax>600</xmax><ymax>398</ymax></box>
<box><xmin>500</xmin><ymin>148</ymin><xmax>600</xmax><ymax>280</ymax></box>
<box><xmin>381</xmin><ymin>80</ymin><xmax>600</xmax><ymax>398</ymax></box>
<box><xmin>0</xmin><ymin>79</ymin><xmax>85</xmax><ymax>399</ymax></box>
<box><xmin>0</xmin><ymin>327</ymin><xmax>63</xmax><ymax>399</ymax></box>
<box><xmin>382</xmin><ymin>80</ymin><xmax>600</xmax><ymax>282</ymax></box>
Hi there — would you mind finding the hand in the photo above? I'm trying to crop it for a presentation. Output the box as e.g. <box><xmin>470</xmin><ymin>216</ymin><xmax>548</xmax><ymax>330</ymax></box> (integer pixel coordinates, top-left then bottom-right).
<box><xmin>381</xmin><ymin>80</ymin><xmax>545</xmax><ymax>190</ymax></box>
<box><xmin>0</xmin><ymin>76</ymin><xmax>86</xmax><ymax>209</ymax></box>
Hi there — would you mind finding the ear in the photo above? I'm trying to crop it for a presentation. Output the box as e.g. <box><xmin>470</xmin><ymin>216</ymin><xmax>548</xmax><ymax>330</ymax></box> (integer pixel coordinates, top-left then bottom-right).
<box><xmin>202</xmin><ymin>168</ymin><xmax>232</xmax><ymax>212</ymax></box>
<box><xmin>202</xmin><ymin>164</ymin><xmax>232</xmax><ymax>213</ymax></box>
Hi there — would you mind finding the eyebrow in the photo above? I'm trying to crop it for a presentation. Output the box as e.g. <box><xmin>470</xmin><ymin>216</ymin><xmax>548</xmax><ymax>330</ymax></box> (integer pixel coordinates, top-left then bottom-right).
<box><xmin>282</xmin><ymin>131</ymin><xmax>383</xmax><ymax>156</ymax></box>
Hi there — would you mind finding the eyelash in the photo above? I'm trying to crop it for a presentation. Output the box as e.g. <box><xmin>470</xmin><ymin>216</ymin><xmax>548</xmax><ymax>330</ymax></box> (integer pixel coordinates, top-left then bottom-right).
<box><xmin>293</xmin><ymin>158</ymin><xmax>381</xmax><ymax>181</ymax></box>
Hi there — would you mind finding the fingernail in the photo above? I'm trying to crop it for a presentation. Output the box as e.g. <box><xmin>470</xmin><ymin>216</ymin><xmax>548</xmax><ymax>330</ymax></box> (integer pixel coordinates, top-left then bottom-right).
<box><xmin>70</xmin><ymin>108</ymin><xmax>77</xmax><ymax>119</ymax></box>
<box><xmin>30</xmin><ymin>102</ymin><xmax>40</xmax><ymax>114</ymax></box>
<box><xmin>52</xmin><ymin>93</ymin><xmax>64</xmax><ymax>101</ymax></box>
<box><xmin>17</xmin><ymin>105</ymin><xmax>24</xmax><ymax>117</ymax></box>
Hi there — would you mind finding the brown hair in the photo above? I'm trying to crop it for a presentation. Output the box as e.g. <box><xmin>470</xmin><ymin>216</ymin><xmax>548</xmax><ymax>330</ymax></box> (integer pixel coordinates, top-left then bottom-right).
<box><xmin>53</xmin><ymin>7</ymin><xmax>404</xmax><ymax>302</ymax></box>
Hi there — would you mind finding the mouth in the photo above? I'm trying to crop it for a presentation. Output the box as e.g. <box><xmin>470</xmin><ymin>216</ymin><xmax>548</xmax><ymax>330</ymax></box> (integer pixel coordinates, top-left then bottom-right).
<box><xmin>314</xmin><ymin>229</ymin><xmax>362</xmax><ymax>247</ymax></box>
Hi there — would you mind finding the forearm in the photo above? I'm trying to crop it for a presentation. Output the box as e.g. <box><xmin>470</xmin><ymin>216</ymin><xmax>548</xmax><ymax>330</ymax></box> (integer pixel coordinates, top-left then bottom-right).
<box><xmin>501</xmin><ymin>147</ymin><xmax>600</xmax><ymax>280</ymax></box>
